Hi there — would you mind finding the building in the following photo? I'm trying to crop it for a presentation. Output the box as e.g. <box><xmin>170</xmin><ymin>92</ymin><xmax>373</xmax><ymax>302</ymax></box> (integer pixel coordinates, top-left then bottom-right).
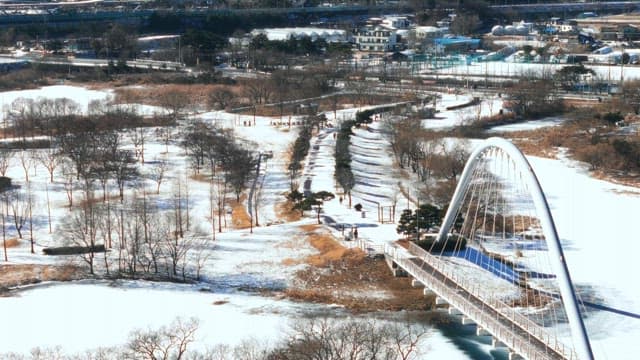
<box><xmin>432</xmin><ymin>36</ymin><xmax>480</xmax><ymax>54</ymax></box>
<box><xmin>353</xmin><ymin>25</ymin><xmax>398</xmax><ymax>52</ymax></box>
<box><xmin>380</xmin><ymin>16</ymin><xmax>411</xmax><ymax>30</ymax></box>
<box><xmin>414</xmin><ymin>26</ymin><xmax>448</xmax><ymax>41</ymax></box>
<box><xmin>250</xmin><ymin>28</ymin><xmax>347</xmax><ymax>43</ymax></box>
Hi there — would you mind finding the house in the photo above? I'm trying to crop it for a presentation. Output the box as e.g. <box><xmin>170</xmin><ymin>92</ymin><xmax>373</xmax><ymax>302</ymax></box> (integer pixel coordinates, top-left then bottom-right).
<box><xmin>619</xmin><ymin>24</ymin><xmax>640</xmax><ymax>41</ymax></box>
<box><xmin>599</xmin><ymin>26</ymin><xmax>618</xmax><ymax>41</ymax></box>
<box><xmin>353</xmin><ymin>26</ymin><xmax>398</xmax><ymax>52</ymax></box>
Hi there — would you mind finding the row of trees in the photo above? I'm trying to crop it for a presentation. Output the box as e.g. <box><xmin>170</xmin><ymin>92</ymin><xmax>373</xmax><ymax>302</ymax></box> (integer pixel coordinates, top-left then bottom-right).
<box><xmin>180</xmin><ymin>120</ymin><xmax>257</xmax><ymax>203</ymax></box>
<box><xmin>386</xmin><ymin>118</ymin><xmax>469</xmax><ymax>205</ymax></box>
<box><xmin>10</xmin><ymin>317</ymin><xmax>429</xmax><ymax>360</ymax></box>
<box><xmin>57</xmin><ymin>181</ymin><xmax>211</xmax><ymax>279</ymax></box>
<box><xmin>334</xmin><ymin>119</ymin><xmax>356</xmax><ymax>207</ymax></box>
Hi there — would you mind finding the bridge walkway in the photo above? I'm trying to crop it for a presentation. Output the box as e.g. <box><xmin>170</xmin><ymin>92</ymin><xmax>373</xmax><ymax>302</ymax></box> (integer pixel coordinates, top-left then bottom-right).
<box><xmin>387</xmin><ymin>243</ymin><xmax>578</xmax><ymax>360</ymax></box>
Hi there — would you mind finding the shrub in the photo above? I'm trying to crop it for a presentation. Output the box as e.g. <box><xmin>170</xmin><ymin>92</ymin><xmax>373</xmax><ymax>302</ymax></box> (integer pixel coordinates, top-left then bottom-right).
<box><xmin>602</xmin><ymin>111</ymin><xmax>623</xmax><ymax>125</ymax></box>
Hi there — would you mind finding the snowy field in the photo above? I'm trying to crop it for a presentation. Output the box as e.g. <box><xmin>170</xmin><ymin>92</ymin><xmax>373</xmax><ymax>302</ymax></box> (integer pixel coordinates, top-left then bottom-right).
<box><xmin>487</xmin><ymin>116</ymin><xmax>565</xmax><ymax>133</ymax></box>
<box><xmin>0</xmin><ymin>85</ymin><xmax>638</xmax><ymax>359</ymax></box>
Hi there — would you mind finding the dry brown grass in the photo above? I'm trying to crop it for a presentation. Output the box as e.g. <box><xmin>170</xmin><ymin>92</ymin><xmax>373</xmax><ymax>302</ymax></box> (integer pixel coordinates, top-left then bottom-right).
<box><xmin>280</xmin><ymin>227</ymin><xmax>433</xmax><ymax>313</ymax></box>
<box><xmin>275</xmin><ymin>200</ymin><xmax>302</xmax><ymax>222</ymax></box>
<box><xmin>0</xmin><ymin>264</ymin><xmax>85</xmax><ymax>292</ymax></box>
<box><xmin>3</xmin><ymin>237</ymin><xmax>19</xmax><ymax>248</ymax></box>
<box><xmin>229</xmin><ymin>194</ymin><xmax>252</xmax><ymax>229</ymax></box>
<box><xmin>189</xmin><ymin>173</ymin><xmax>211</xmax><ymax>183</ymax></box>
<box><xmin>305</xmin><ymin>232</ymin><xmax>365</xmax><ymax>267</ymax></box>
<box><xmin>285</xmin><ymin>254</ymin><xmax>433</xmax><ymax>312</ymax></box>
<box><xmin>299</xmin><ymin>224</ymin><xmax>319</xmax><ymax>232</ymax></box>
<box><xmin>112</xmin><ymin>84</ymin><xmax>229</xmax><ymax>108</ymax></box>
<box><xmin>76</xmin><ymin>193</ymin><xmax>122</xmax><ymax>208</ymax></box>
<box><xmin>281</xmin><ymin>258</ymin><xmax>302</xmax><ymax>266</ymax></box>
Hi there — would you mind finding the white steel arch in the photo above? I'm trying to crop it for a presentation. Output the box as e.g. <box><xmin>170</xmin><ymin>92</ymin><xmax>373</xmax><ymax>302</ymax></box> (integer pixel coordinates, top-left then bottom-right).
<box><xmin>436</xmin><ymin>137</ymin><xmax>594</xmax><ymax>360</ymax></box>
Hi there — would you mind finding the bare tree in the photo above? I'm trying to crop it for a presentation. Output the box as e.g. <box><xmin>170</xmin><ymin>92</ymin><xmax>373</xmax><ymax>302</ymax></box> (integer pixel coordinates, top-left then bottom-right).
<box><xmin>157</xmin><ymin>87</ymin><xmax>191</xmax><ymax>121</ymax></box>
<box><xmin>129</xmin><ymin>128</ymin><xmax>147</xmax><ymax>164</ymax></box>
<box><xmin>9</xmin><ymin>191</ymin><xmax>28</xmax><ymax>241</ymax></box>
<box><xmin>243</xmin><ymin>79</ymin><xmax>272</xmax><ymax>106</ymax></box>
<box><xmin>61</xmin><ymin>160</ymin><xmax>76</xmax><ymax>208</ymax></box>
<box><xmin>58</xmin><ymin>200</ymin><xmax>99</xmax><ymax>274</ymax></box>
<box><xmin>271</xmin><ymin>318</ymin><xmax>430</xmax><ymax>360</ymax></box>
<box><xmin>0</xmin><ymin>149</ymin><xmax>13</xmax><ymax>176</ymax></box>
<box><xmin>18</xmin><ymin>150</ymin><xmax>34</xmax><ymax>182</ymax></box>
<box><xmin>208</xmin><ymin>88</ymin><xmax>235</xmax><ymax>110</ymax></box>
<box><xmin>150</xmin><ymin>156</ymin><xmax>168</xmax><ymax>194</ymax></box>
<box><xmin>36</xmin><ymin>147</ymin><xmax>61</xmax><ymax>183</ymax></box>
<box><xmin>155</xmin><ymin>127</ymin><xmax>172</xmax><ymax>154</ymax></box>
<box><xmin>127</xmin><ymin>317</ymin><xmax>199</xmax><ymax>360</ymax></box>
<box><xmin>112</xmin><ymin>149</ymin><xmax>138</xmax><ymax>201</ymax></box>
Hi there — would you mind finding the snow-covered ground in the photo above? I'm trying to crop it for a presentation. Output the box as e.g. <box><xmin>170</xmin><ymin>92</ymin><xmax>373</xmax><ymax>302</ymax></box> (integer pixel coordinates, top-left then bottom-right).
<box><xmin>0</xmin><ymin>86</ymin><xmax>471</xmax><ymax>359</ymax></box>
<box><xmin>487</xmin><ymin>116</ymin><xmax>565</xmax><ymax>133</ymax></box>
<box><xmin>429</xmin><ymin>60</ymin><xmax>640</xmax><ymax>82</ymax></box>
<box><xmin>0</xmin><ymin>85</ymin><xmax>639</xmax><ymax>359</ymax></box>
<box><xmin>421</xmin><ymin>93</ymin><xmax>505</xmax><ymax>130</ymax></box>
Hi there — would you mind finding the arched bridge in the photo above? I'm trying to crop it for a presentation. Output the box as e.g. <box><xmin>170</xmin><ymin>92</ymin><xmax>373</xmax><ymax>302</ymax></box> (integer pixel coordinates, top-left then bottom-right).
<box><xmin>384</xmin><ymin>137</ymin><xmax>594</xmax><ymax>360</ymax></box>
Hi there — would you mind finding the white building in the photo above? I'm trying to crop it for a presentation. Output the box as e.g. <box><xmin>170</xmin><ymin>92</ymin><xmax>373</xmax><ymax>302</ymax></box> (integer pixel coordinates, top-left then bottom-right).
<box><xmin>381</xmin><ymin>16</ymin><xmax>411</xmax><ymax>30</ymax></box>
<box><xmin>250</xmin><ymin>28</ymin><xmax>347</xmax><ymax>43</ymax></box>
<box><xmin>415</xmin><ymin>26</ymin><xmax>448</xmax><ymax>40</ymax></box>
<box><xmin>353</xmin><ymin>26</ymin><xmax>397</xmax><ymax>52</ymax></box>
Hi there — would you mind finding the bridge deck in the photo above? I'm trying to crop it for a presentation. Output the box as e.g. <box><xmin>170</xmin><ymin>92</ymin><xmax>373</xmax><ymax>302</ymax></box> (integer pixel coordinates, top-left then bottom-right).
<box><xmin>388</xmin><ymin>244</ymin><xmax>577</xmax><ymax>360</ymax></box>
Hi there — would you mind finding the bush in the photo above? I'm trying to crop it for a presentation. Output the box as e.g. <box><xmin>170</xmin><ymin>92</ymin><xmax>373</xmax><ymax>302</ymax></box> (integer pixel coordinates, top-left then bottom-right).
<box><xmin>602</xmin><ymin>111</ymin><xmax>623</xmax><ymax>125</ymax></box>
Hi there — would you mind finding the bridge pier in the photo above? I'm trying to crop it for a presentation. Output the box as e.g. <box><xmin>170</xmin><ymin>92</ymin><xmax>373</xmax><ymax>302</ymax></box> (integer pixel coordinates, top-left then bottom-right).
<box><xmin>508</xmin><ymin>352</ymin><xmax>524</xmax><ymax>360</ymax></box>
<box><xmin>492</xmin><ymin>337</ymin><xmax>507</xmax><ymax>348</ymax></box>
<box><xmin>448</xmin><ymin>306</ymin><xmax>463</xmax><ymax>316</ymax></box>
<box><xmin>393</xmin><ymin>268</ymin><xmax>408</xmax><ymax>277</ymax></box>
<box><xmin>476</xmin><ymin>327</ymin><xmax>491</xmax><ymax>336</ymax></box>
<box><xmin>384</xmin><ymin>257</ymin><xmax>408</xmax><ymax>277</ymax></box>
<box><xmin>411</xmin><ymin>279</ymin><xmax>424</xmax><ymax>288</ymax></box>
<box><xmin>435</xmin><ymin>296</ymin><xmax>448</xmax><ymax>305</ymax></box>
<box><xmin>461</xmin><ymin>316</ymin><xmax>475</xmax><ymax>325</ymax></box>
<box><xmin>423</xmin><ymin>288</ymin><xmax>435</xmax><ymax>296</ymax></box>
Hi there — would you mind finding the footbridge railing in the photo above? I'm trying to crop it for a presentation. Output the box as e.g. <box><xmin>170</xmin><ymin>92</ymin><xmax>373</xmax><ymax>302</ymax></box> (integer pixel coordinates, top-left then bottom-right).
<box><xmin>386</xmin><ymin>242</ymin><xmax>578</xmax><ymax>360</ymax></box>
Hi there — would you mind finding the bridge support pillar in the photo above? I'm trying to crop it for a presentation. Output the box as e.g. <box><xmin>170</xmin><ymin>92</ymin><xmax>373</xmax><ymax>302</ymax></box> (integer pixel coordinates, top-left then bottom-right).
<box><xmin>435</xmin><ymin>296</ymin><xmax>448</xmax><ymax>305</ymax></box>
<box><xmin>423</xmin><ymin>288</ymin><xmax>435</xmax><ymax>297</ymax></box>
<box><xmin>411</xmin><ymin>279</ymin><xmax>424</xmax><ymax>288</ymax></box>
<box><xmin>461</xmin><ymin>316</ymin><xmax>475</xmax><ymax>325</ymax></box>
<box><xmin>476</xmin><ymin>327</ymin><xmax>491</xmax><ymax>336</ymax></box>
<box><xmin>448</xmin><ymin>306</ymin><xmax>463</xmax><ymax>316</ymax></box>
<box><xmin>508</xmin><ymin>352</ymin><xmax>524</xmax><ymax>360</ymax></box>
<box><xmin>492</xmin><ymin>337</ymin><xmax>507</xmax><ymax>348</ymax></box>
<box><xmin>393</xmin><ymin>268</ymin><xmax>408</xmax><ymax>277</ymax></box>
